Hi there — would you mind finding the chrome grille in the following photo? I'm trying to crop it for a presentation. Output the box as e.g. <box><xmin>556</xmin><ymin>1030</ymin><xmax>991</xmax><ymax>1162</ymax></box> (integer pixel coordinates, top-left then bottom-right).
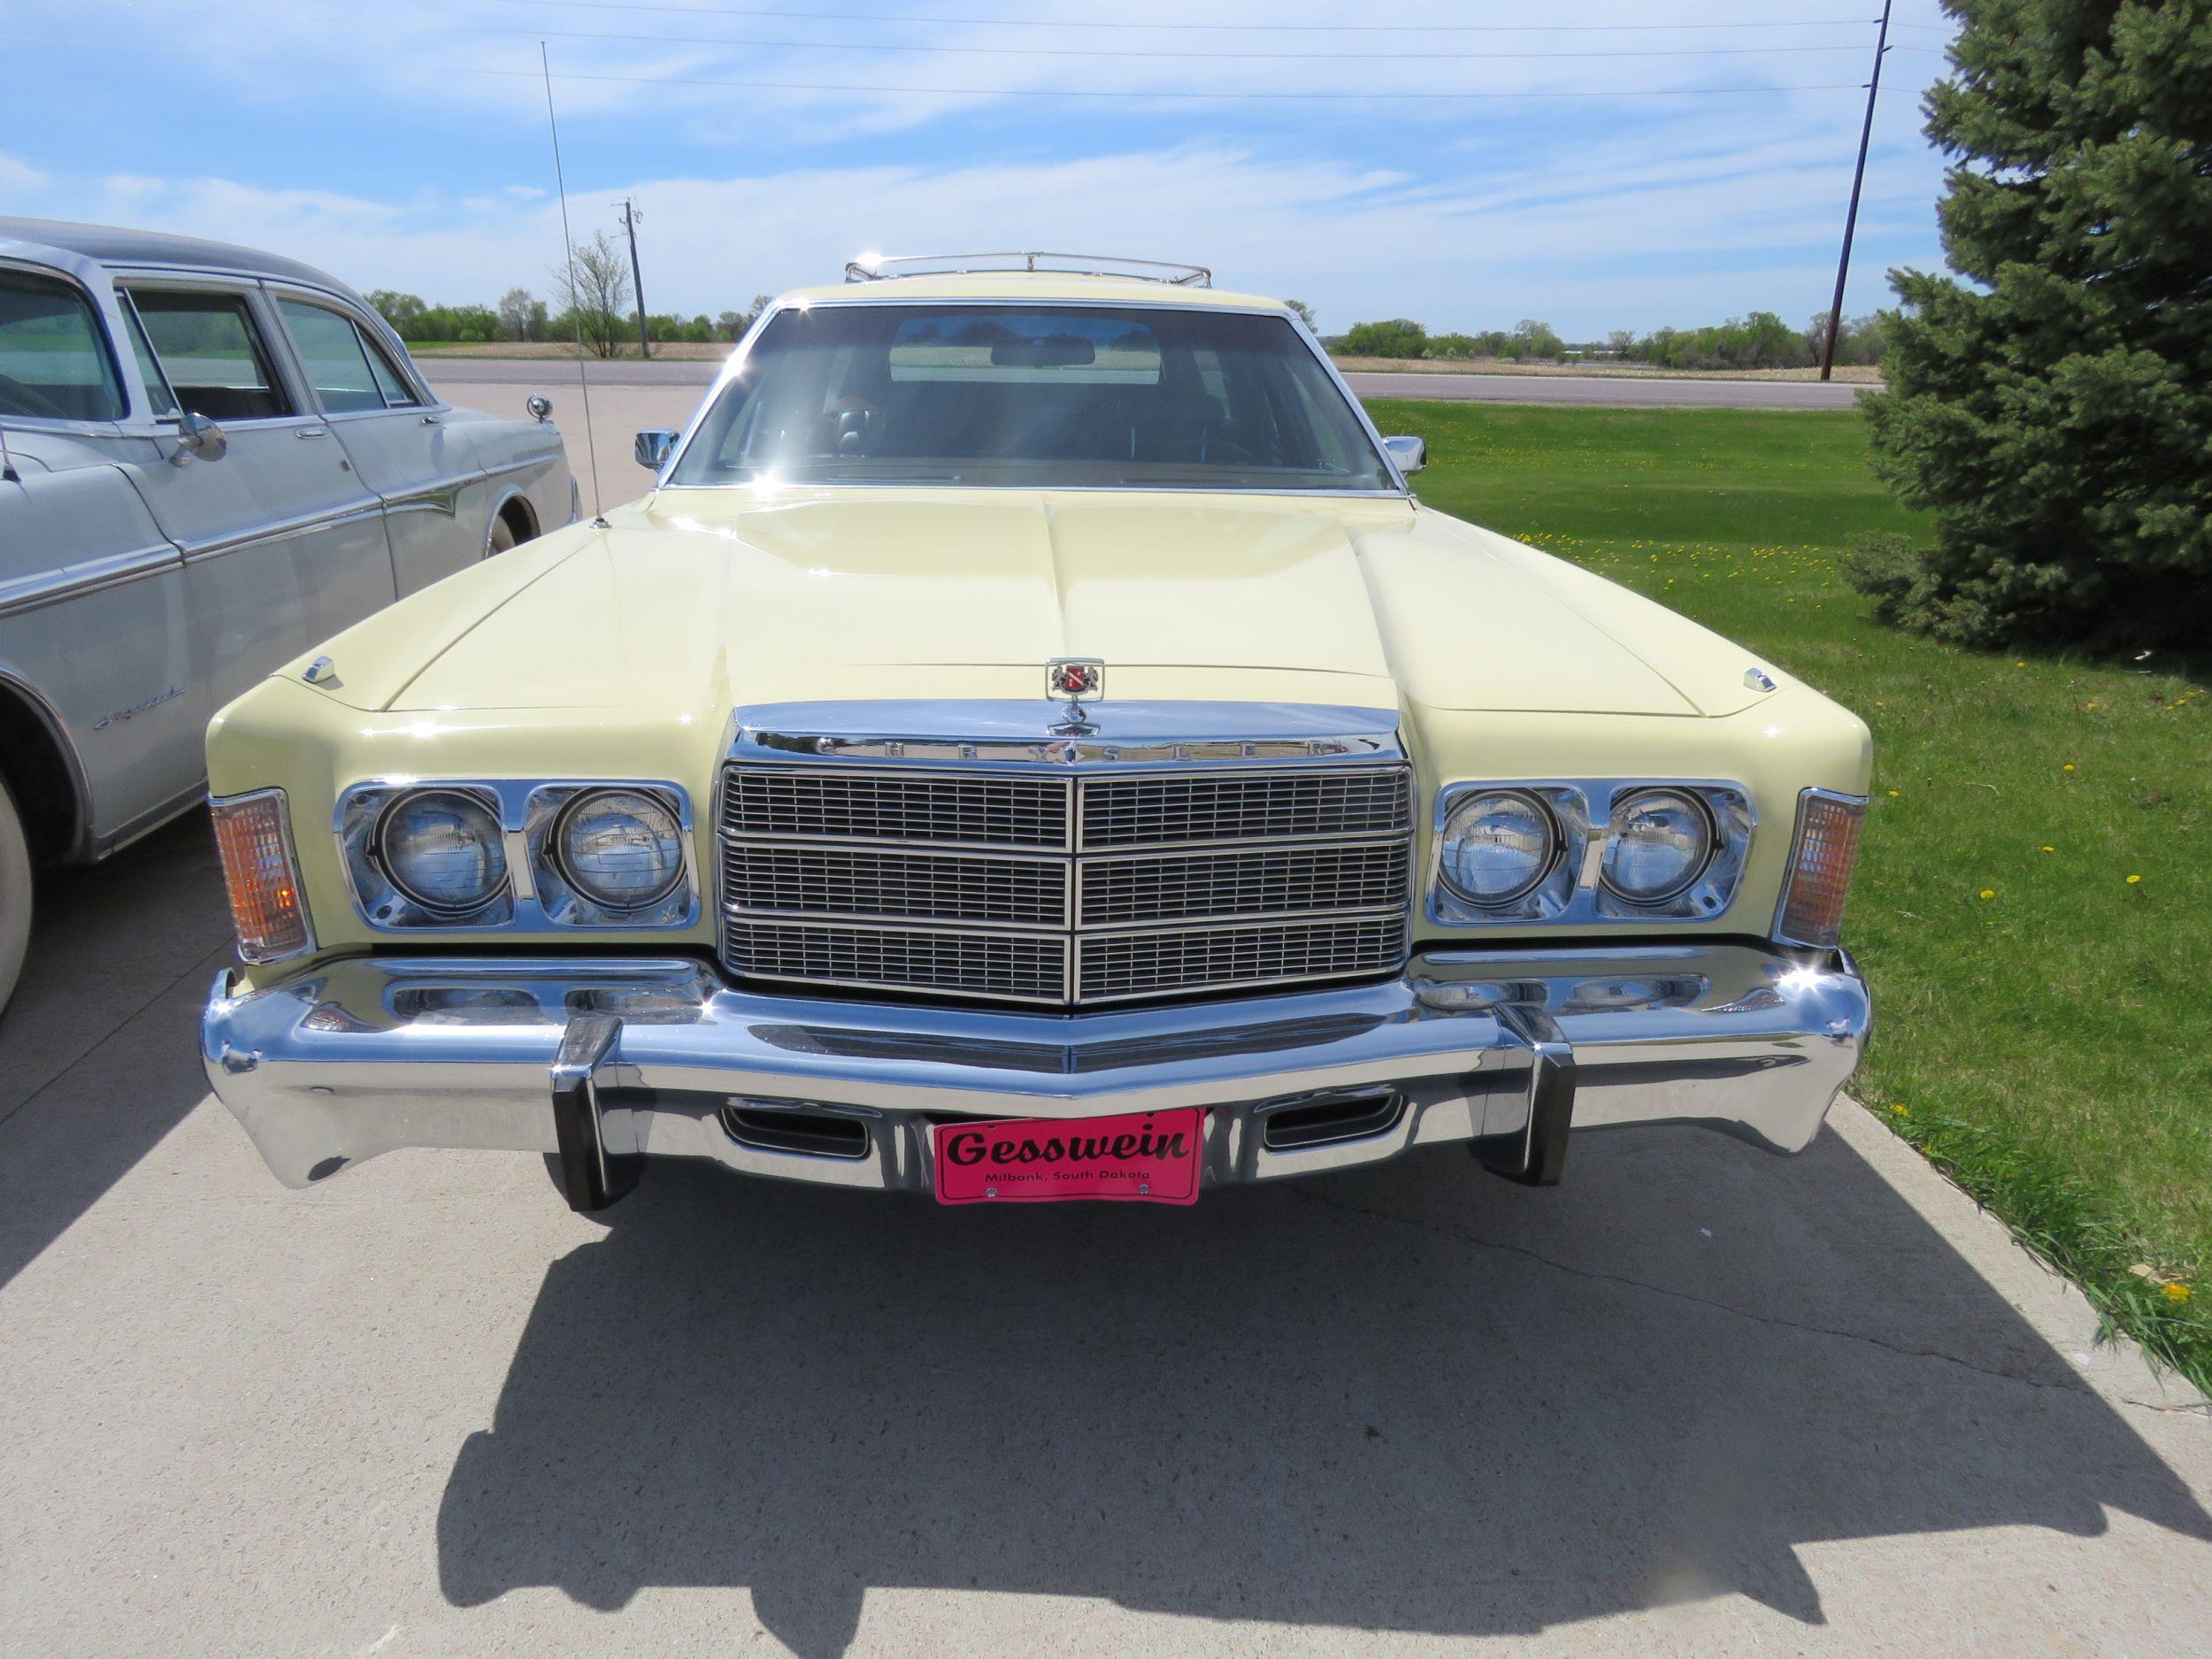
<box><xmin>720</xmin><ymin>760</ymin><xmax>1411</xmax><ymax>1006</ymax></box>
<box><xmin>724</xmin><ymin>841</ymin><xmax>1067</xmax><ymax>927</ymax></box>
<box><xmin>1080</xmin><ymin>768</ymin><xmax>1410</xmax><ymax>849</ymax></box>
<box><xmin>723</xmin><ymin>766</ymin><xmax>1068</xmax><ymax>849</ymax></box>
<box><xmin>726</xmin><ymin>920</ymin><xmax>1068</xmax><ymax>1003</ymax></box>
<box><xmin>1079</xmin><ymin>841</ymin><xmax>1409</xmax><ymax>926</ymax></box>
<box><xmin>1079</xmin><ymin>916</ymin><xmax>1409</xmax><ymax>1002</ymax></box>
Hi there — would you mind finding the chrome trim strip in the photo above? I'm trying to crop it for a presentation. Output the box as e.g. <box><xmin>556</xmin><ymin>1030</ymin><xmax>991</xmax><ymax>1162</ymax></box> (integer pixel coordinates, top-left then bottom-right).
<box><xmin>178</xmin><ymin>501</ymin><xmax>386</xmax><ymax>564</ymax></box>
<box><xmin>0</xmin><ymin>543</ymin><xmax>180</xmax><ymax>619</ymax></box>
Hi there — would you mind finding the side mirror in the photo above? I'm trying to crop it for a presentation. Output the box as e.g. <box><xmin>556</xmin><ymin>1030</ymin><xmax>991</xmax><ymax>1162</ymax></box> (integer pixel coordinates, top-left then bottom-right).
<box><xmin>170</xmin><ymin>409</ymin><xmax>227</xmax><ymax>465</ymax></box>
<box><xmin>526</xmin><ymin>394</ymin><xmax>552</xmax><ymax>424</ymax></box>
<box><xmin>634</xmin><ymin>428</ymin><xmax>679</xmax><ymax>471</ymax></box>
<box><xmin>1382</xmin><ymin>434</ymin><xmax>1425</xmax><ymax>475</ymax></box>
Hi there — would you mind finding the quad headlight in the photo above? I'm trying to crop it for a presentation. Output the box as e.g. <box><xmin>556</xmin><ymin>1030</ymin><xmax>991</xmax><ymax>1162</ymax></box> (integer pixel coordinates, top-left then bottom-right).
<box><xmin>1430</xmin><ymin>780</ymin><xmax>1753</xmax><ymax>926</ymax></box>
<box><xmin>376</xmin><ymin>788</ymin><xmax>509</xmax><ymax>915</ymax></box>
<box><xmin>339</xmin><ymin>779</ymin><xmax>695</xmax><ymax>930</ymax></box>
<box><xmin>1601</xmin><ymin>787</ymin><xmax>1715</xmax><ymax>905</ymax></box>
<box><xmin>1438</xmin><ymin>789</ymin><xmax>1558</xmax><ymax>907</ymax></box>
<box><xmin>555</xmin><ymin>788</ymin><xmax>686</xmax><ymax>910</ymax></box>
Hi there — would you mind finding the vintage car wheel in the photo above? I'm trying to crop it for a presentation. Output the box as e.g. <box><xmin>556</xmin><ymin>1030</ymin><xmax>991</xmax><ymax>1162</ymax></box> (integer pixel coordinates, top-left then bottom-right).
<box><xmin>0</xmin><ymin>777</ymin><xmax>31</xmax><ymax>1015</ymax></box>
<box><xmin>484</xmin><ymin>512</ymin><xmax>519</xmax><ymax>558</ymax></box>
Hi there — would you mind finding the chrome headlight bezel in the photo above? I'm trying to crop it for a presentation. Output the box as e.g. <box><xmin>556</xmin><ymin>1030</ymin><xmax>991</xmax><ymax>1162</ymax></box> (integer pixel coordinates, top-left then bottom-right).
<box><xmin>1432</xmin><ymin>786</ymin><xmax>1587</xmax><ymax>923</ymax></box>
<box><xmin>1428</xmin><ymin>780</ymin><xmax>1754</xmax><ymax>928</ymax></box>
<box><xmin>337</xmin><ymin>779</ymin><xmax>697</xmax><ymax>932</ymax></box>
<box><xmin>1436</xmin><ymin>788</ymin><xmax>1560</xmax><ymax>909</ymax></box>
<box><xmin>526</xmin><ymin>782</ymin><xmax>696</xmax><ymax>927</ymax></box>
<box><xmin>340</xmin><ymin>783</ymin><xmax>514</xmax><ymax>928</ymax></box>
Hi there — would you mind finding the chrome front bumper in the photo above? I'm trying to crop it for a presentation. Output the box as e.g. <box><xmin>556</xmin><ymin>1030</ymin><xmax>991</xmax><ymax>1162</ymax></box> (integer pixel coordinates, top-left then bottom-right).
<box><xmin>202</xmin><ymin>943</ymin><xmax>1868</xmax><ymax>1206</ymax></box>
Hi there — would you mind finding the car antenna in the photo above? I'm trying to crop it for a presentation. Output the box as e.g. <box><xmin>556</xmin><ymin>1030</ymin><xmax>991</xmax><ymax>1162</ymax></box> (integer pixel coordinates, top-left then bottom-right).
<box><xmin>539</xmin><ymin>42</ymin><xmax>609</xmax><ymax>530</ymax></box>
<box><xmin>0</xmin><ymin>420</ymin><xmax>18</xmax><ymax>485</ymax></box>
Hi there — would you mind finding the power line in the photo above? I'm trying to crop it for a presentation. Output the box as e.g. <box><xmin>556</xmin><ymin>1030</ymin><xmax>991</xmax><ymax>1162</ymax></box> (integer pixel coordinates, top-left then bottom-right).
<box><xmin>460</xmin><ymin>0</ymin><xmax>1937</xmax><ymax>35</ymax></box>
<box><xmin>476</xmin><ymin>63</ymin><xmax>1874</xmax><ymax>99</ymax></box>
<box><xmin>110</xmin><ymin>3</ymin><xmax>1902</xmax><ymax>61</ymax></box>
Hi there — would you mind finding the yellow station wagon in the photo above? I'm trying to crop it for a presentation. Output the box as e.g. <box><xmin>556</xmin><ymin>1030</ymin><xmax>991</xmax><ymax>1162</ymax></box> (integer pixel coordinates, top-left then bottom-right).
<box><xmin>200</xmin><ymin>253</ymin><xmax>1870</xmax><ymax>1213</ymax></box>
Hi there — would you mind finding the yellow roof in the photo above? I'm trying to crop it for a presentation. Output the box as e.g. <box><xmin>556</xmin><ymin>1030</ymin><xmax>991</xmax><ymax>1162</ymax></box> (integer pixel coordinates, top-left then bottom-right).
<box><xmin>773</xmin><ymin>273</ymin><xmax>1288</xmax><ymax>311</ymax></box>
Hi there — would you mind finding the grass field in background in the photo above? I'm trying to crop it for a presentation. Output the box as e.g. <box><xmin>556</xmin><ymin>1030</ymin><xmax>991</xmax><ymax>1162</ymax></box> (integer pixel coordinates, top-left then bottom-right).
<box><xmin>1368</xmin><ymin>399</ymin><xmax>2210</xmax><ymax>1389</ymax></box>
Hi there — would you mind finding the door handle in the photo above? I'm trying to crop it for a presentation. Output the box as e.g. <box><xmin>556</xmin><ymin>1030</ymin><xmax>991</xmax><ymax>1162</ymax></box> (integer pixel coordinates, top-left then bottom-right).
<box><xmin>296</xmin><ymin>427</ymin><xmax>331</xmax><ymax>440</ymax></box>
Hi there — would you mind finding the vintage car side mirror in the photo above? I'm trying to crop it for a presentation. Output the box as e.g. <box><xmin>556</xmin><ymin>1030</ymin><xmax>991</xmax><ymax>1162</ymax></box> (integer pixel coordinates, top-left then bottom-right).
<box><xmin>1382</xmin><ymin>434</ymin><xmax>1426</xmax><ymax>474</ymax></box>
<box><xmin>526</xmin><ymin>394</ymin><xmax>552</xmax><ymax>423</ymax></box>
<box><xmin>634</xmin><ymin>428</ymin><xmax>679</xmax><ymax>471</ymax></box>
<box><xmin>169</xmin><ymin>409</ymin><xmax>228</xmax><ymax>465</ymax></box>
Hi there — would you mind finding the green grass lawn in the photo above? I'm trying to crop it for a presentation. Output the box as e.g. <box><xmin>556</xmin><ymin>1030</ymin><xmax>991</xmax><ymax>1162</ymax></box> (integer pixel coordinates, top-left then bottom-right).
<box><xmin>1370</xmin><ymin>399</ymin><xmax>2211</xmax><ymax>1389</ymax></box>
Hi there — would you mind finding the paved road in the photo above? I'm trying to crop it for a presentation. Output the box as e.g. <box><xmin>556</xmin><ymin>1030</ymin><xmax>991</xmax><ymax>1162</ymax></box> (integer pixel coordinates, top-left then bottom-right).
<box><xmin>2</xmin><ymin>820</ymin><xmax>2208</xmax><ymax>1658</ymax></box>
<box><xmin>426</xmin><ymin>357</ymin><xmax>1871</xmax><ymax>409</ymax></box>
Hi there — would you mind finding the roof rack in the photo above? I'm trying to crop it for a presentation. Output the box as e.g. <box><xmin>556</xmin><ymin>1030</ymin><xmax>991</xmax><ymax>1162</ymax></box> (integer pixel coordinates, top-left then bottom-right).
<box><xmin>842</xmin><ymin>251</ymin><xmax>1212</xmax><ymax>288</ymax></box>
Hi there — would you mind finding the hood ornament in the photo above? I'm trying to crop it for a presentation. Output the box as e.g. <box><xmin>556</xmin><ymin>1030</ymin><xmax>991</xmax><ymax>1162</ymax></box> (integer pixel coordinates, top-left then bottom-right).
<box><xmin>1046</xmin><ymin>657</ymin><xmax>1103</xmax><ymax>733</ymax></box>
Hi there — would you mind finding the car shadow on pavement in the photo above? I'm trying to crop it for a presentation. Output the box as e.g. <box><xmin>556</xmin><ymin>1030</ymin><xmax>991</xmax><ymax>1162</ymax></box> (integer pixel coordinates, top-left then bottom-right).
<box><xmin>0</xmin><ymin>812</ymin><xmax>232</xmax><ymax>1291</ymax></box>
<box><xmin>436</xmin><ymin>1124</ymin><xmax>2211</xmax><ymax>1657</ymax></box>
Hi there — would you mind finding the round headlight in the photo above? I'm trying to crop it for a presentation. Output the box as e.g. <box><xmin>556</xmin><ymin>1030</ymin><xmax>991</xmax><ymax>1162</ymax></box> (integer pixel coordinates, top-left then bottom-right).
<box><xmin>1440</xmin><ymin>790</ymin><xmax>1557</xmax><ymax>907</ymax></box>
<box><xmin>557</xmin><ymin>789</ymin><xmax>684</xmax><ymax>910</ymax></box>
<box><xmin>1602</xmin><ymin>788</ymin><xmax>1714</xmax><ymax>904</ymax></box>
<box><xmin>378</xmin><ymin>789</ymin><xmax>508</xmax><ymax>915</ymax></box>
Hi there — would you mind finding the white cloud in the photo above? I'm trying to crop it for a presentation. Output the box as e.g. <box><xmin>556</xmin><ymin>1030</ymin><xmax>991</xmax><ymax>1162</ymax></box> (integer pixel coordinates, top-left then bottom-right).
<box><xmin>27</xmin><ymin>133</ymin><xmax>1934</xmax><ymax>335</ymax></box>
<box><xmin>0</xmin><ymin>151</ymin><xmax>52</xmax><ymax>196</ymax></box>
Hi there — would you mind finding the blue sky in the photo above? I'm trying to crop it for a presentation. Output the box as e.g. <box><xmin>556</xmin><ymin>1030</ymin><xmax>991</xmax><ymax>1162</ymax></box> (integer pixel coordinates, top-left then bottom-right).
<box><xmin>1</xmin><ymin>0</ymin><xmax>1962</xmax><ymax>337</ymax></box>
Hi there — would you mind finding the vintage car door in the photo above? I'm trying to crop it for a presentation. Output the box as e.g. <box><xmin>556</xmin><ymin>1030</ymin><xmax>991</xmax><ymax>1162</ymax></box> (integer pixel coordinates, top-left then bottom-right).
<box><xmin>114</xmin><ymin>278</ymin><xmax>396</xmax><ymax>712</ymax></box>
<box><xmin>268</xmin><ymin>292</ymin><xmax>496</xmax><ymax>597</ymax></box>
<box><xmin>0</xmin><ymin>260</ymin><xmax>197</xmax><ymax>850</ymax></box>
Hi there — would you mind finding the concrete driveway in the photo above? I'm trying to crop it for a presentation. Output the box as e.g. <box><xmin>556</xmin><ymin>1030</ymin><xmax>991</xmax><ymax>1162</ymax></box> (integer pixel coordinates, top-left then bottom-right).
<box><xmin>3</xmin><ymin>814</ymin><xmax>2208</xmax><ymax>1659</ymax></box>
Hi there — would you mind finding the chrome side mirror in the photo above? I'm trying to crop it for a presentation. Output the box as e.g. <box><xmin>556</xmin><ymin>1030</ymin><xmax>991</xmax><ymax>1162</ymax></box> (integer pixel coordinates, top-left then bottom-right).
<box><xmin>526</xmin><ymin>394</ymin><xmax>552</xmax><ymax>424</ymax></box>
<box><xmin>169</xmin><ymin>409</ymin><xmax>227</xmax><ymax>465</ymax></box>
<box><xmin>634</xmin><ymin>428</ymin><xmax>679</xmax><ymax>471</ymax></box>
<box><xmin>1382</xmin><ymin>434</ymin><xmax>1426</xmax><ymax>475</ymax></box>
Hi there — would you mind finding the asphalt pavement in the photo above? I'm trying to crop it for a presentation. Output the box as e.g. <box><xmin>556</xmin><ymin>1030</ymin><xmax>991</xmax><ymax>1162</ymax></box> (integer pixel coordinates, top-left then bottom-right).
<box><xmin>3</xmin><ymin>810</ymin><xmax>2208</xmax><ymax>1658</ymax></box>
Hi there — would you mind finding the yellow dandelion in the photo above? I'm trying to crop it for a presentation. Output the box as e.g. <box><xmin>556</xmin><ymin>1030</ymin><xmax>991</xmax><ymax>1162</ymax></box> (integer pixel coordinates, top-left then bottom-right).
<box><xmin>1979</xmin><ymin>888</ymin><xmax>1995</xmax><ymax>900</ymax></box>
<box><xmin>2062</xmin><ymin>764</ymin><xmax>2076</xmax><ymax>772</ymax></box>
<box><xmin>2126</xmin><ymin>874</ymin><xmax>2142</xmax><ymax>885</ymax></box>
<box><xmin>2015</xmin><ymin>660</ymin><xmax>2027</xmax><ymax>668</ymax></box>
<box><xmin>1889</xmin><ymin>1104</ymin><xmax>1910</xmax><ymax>1118</ymax></box>
<box><xmin>2164</xmin><ymin>1283</ymin><xmax>2193</xmax><ymax>1304</ymax></box>
<box><xmin>1886</xmin><ymin>789</ymin><xmax>1901</xmax><ymax>797</ymax></box>
<box><xmin>2041</xmin><ymin>845</ymin><xmax>2056</xmax><ymax>853</ymax></box>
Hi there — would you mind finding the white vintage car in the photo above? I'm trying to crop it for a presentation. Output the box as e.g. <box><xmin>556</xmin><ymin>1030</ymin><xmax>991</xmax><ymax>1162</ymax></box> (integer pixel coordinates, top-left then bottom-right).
<box><xmin>0</xmin><ymin>219</ymin><xmax>576</xmax><ymax>1008</ymax></box>
<box><xmin>200</xmin><ymin>253</ymin><xmax>1870</xmax><ymax>1213</ymax></box>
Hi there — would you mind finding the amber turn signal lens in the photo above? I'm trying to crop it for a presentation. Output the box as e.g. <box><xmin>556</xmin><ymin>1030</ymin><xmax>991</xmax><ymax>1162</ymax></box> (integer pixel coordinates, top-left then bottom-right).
<box><xmin>211</xmin><ymin>791</ymin><xmax>311</xmax><ymax>963</ymax></box>
<box><xmin>1776</xmin><ymin>792</ymin><xmax>1865</xmax><ymax>949</ymax></box>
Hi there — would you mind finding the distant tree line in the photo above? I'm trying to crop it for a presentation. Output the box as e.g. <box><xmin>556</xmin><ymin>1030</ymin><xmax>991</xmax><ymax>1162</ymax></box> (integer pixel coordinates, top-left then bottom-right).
<box><xmin>366</xmin><ymin>235</ymin><xmax>771</xmax><ymax>355</ymax></box>
<box><xmin>1328</xmin><ymin>311</ymin><xmax>1888</xmax><ymax>370</ymax></box>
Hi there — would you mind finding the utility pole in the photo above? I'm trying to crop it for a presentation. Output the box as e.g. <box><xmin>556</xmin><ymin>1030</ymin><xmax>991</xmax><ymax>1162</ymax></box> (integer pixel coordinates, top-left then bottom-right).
<box><xmin>618</xmin><ymin>197</ymin><xmax>650</xmax><ymax>360</ymax></box>
<box><xmin>1820</xmin><ymin>0</ymin><xmax>1893</xmax><ymax>380</ymax></box>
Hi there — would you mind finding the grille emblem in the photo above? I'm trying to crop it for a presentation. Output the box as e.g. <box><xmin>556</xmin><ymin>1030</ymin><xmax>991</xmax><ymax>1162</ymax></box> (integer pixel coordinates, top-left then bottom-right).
<box><xmin>1047</xmin><ymin>657</ymin><xmax>1103</xmax><ymax>703</ymax></box>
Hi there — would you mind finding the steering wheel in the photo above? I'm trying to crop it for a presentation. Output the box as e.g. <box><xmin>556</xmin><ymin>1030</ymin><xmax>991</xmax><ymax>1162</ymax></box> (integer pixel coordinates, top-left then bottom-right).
<box><xmin>0</xmin><ymin>372</ymin><xmax>71</xmax><ymax>421</ymax></box>
<box><xmin>1201</xmin><ymin>432</ymin><xmax>1259</xmax><ymax>465</ymax></box>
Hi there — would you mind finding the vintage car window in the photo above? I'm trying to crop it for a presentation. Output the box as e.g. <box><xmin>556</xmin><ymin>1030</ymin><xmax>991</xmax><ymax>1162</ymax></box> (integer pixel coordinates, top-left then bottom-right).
<box><xmin>277</xmin><ymin>299</ymin><xmax>388</xmax><ymax>414</ymax></box>
<box><xmin>127</xmin><ymin>289</ymin><xmax>293</xmax><ymax>423</ymax></box>
<box><xmin>360</xmin><ymin>331</ymin><xmax>421</xmax><ymax>408</ymax></box>
<box><xmin>668</xmin><ymin>304</ymin><xmax>1394</xmax><ymax>491</ymax></box>
<box><xmin>0</xmin><ymin>267</ymin><xmax>126</xmax><ymax>422</ymax></box>
<box><xmin>119</xmin><ymin>297</ymin><xmax>180</xmax><ymax>418</ymax></box>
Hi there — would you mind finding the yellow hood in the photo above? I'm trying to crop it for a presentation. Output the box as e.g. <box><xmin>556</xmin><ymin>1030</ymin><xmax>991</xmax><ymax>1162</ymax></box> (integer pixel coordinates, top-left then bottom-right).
<box><xmin>308</xmin><ymin>488</ymin><xmax>1763</xmax><ymax>719</ymax></box>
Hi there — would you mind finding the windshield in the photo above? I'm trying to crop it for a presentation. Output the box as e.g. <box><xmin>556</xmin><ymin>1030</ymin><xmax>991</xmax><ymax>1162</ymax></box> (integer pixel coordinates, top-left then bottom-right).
<box><xmin>666</xmin><ymin>303</ymin><xmax>1394</xmax><ymax>491</ymax></box>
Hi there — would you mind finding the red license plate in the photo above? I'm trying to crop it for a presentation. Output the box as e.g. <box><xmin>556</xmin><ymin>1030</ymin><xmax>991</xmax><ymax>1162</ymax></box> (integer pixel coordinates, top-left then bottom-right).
<box><xmin>933</xmin><ymin>1107</ymin><xmax>1203</xmax><ymax>1206</ymax></box>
